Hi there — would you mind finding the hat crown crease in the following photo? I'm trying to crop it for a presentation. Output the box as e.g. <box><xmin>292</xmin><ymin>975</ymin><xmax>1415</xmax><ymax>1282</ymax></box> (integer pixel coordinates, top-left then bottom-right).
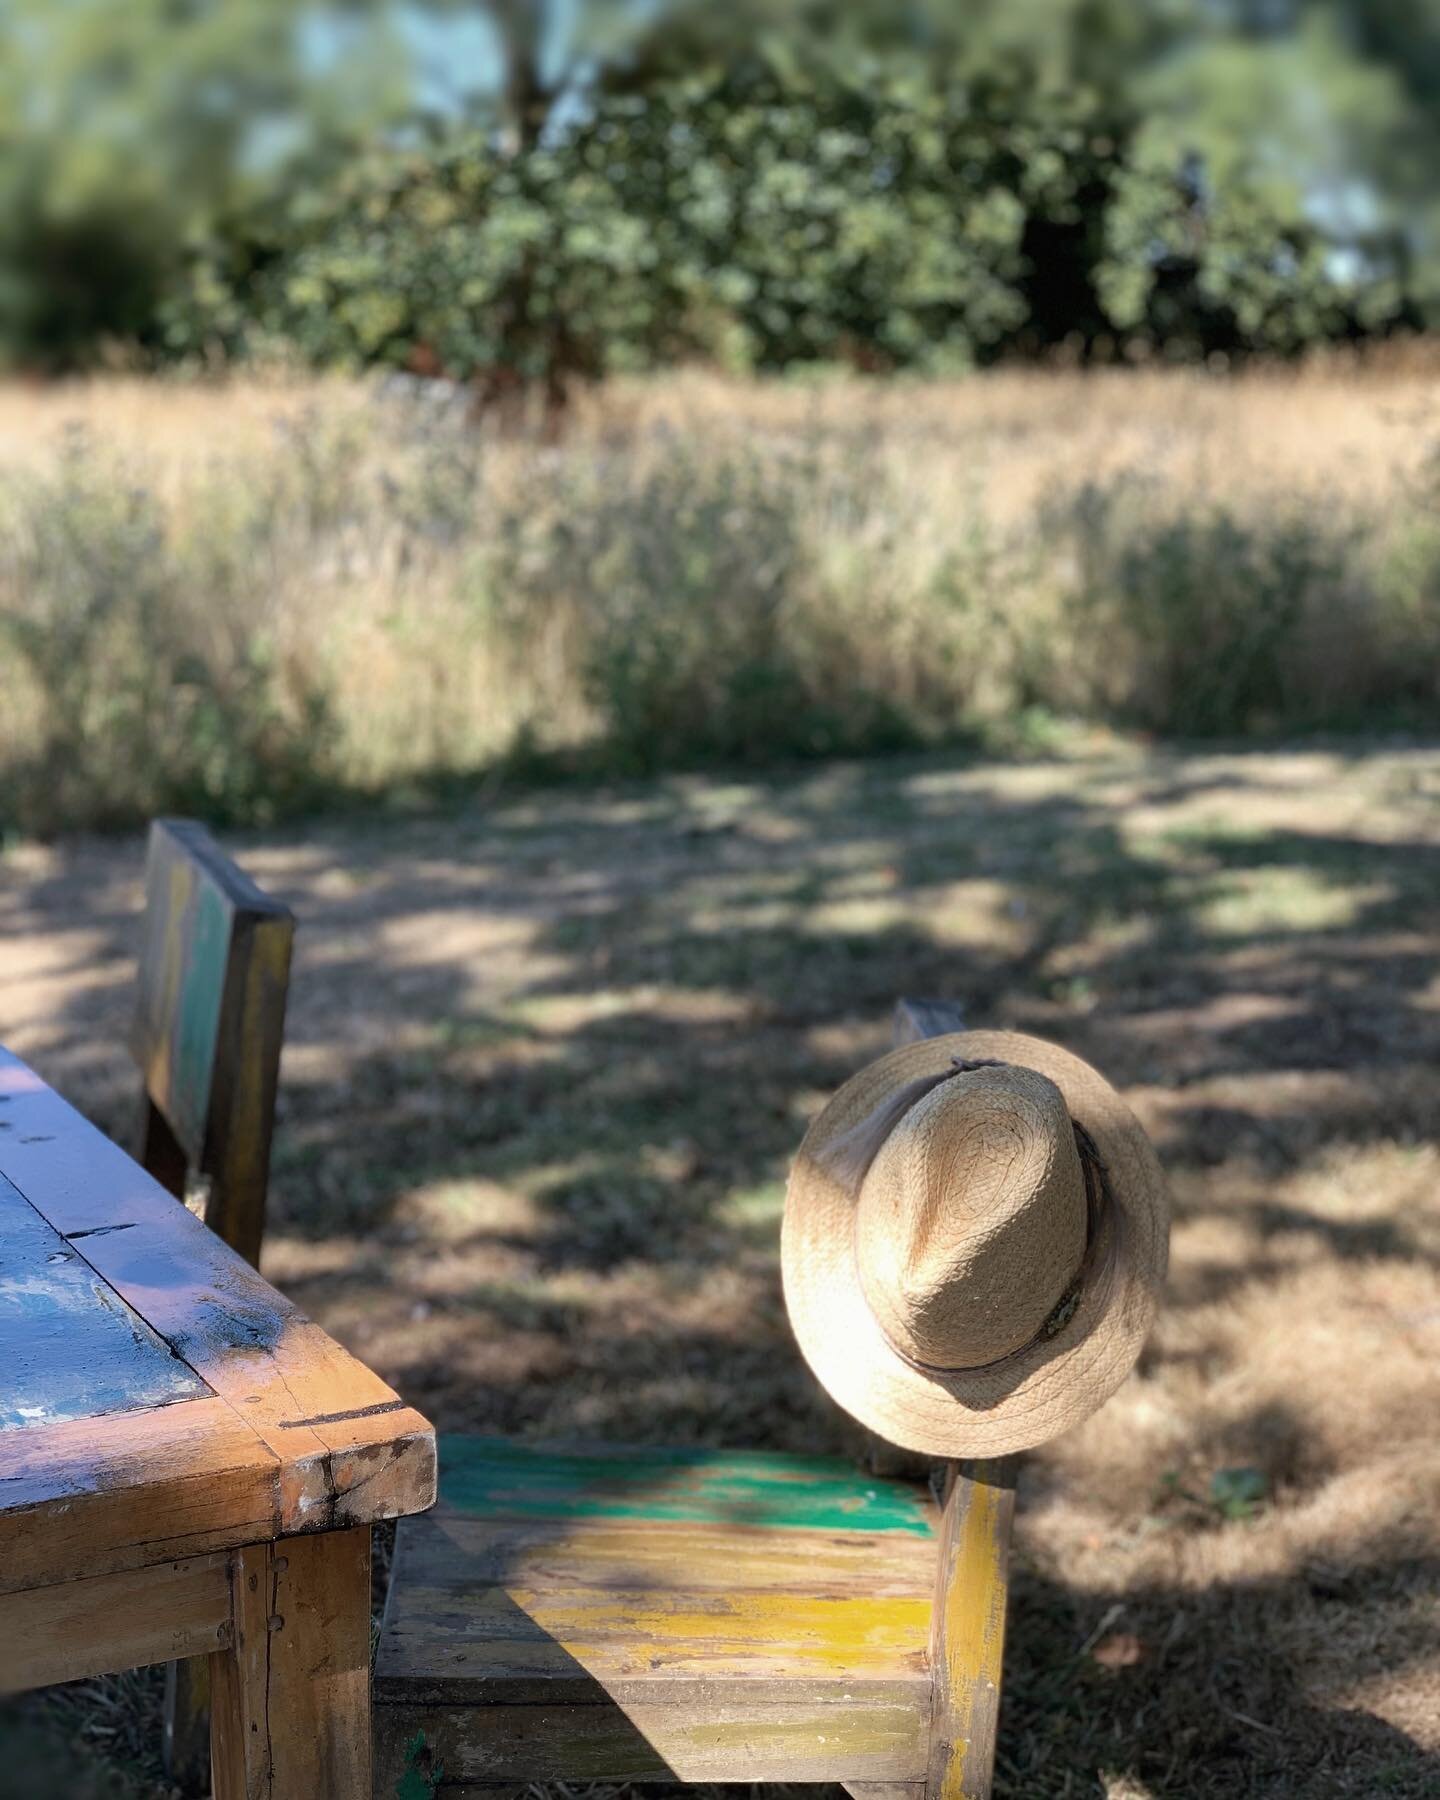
<box><xmin>853</xmin><ymin>1065</ymin><xmax>1089</xmax><ymax>1371</ymax></box>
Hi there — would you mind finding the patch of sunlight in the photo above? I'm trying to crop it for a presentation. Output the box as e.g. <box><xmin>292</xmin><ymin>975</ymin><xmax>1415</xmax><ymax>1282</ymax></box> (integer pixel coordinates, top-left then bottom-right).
<box><xmin>682</xmin><ymin>899</ymin><xmax>799</xmax><ymax>936</ymax></box>
<box><xmin>1154</xmin><ymin>814</ymin><xmax>1268</xmax><ymax>848</ymax></box>
<box><xmin>379</xmin><ymin>906</ymin><xmax>540</xmax><ymax>967</ymax></box>
<box><xmin>1101</xmin><ymin>1777</ymin><xmax>1158</xmax><ymax>1799</ymax></box>
<box><xmin>670</xmin><ymin>775</ymin><xmax>771</xmax><ymax>813</ymax></box>
<box><xmin>740</xmin><ymin>808</ymin><xmax>808</xmax><ymax>844</ymax></box>
<box><xmin>716</xmin><ymin>1181</ymin><xmax>786</xmax><ymax>1231</ymax></box>
<box><xmin>925</xmin><ymin>878</ymin><xmax>1030</xmax><ymax>953</ymax></box>
<box><xmin>1196</xmin><ymin>869</ymin><xmax>1388</xmax><ymax>936</ymax></box>
<box><xmin>1280</xmin><ymin>1141</ymin><xmax>1440</xmax><ymax>1244</ymax></box>
<box><xmin>398</xmin><ymin>1178</ymin><xmax>536</xmax><ymax>1243</ymax></box>
<box><xmin>804</xmin><ymin>896</ymin><xmax>910</xmax><ymax>936</ymax></box>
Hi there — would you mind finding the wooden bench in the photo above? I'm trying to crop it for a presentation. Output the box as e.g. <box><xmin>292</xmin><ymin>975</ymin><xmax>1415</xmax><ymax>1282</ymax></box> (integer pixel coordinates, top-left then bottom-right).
<box><xmin>374</xmin><ymin>999</ymin><xmax>1016</xmax><ymax>1800</ymax></box>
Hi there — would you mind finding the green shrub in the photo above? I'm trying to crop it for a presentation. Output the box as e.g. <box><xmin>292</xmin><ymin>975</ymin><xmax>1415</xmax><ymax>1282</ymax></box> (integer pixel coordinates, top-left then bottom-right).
<box><xmin>1050</xmin><ymin>483</ymin><xmax>1363</xmax><ymax>735</ymax></box>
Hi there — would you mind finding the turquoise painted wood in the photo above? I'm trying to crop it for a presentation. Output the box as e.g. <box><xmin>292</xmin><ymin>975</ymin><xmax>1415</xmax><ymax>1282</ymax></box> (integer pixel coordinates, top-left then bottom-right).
<box><xmin>0</xmin><ymin>1172</ymin><xmax>210</xmax><ymax>1431</ymax></box>
<box><xmin>438</xmin><ymin>1436</ymin><xmax>938</xmax><ymax>1536</ymax></box>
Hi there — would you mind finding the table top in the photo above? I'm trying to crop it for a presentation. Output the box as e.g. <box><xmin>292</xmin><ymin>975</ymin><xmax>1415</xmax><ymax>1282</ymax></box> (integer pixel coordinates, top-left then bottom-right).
<box><xmin>0</xmin><ymin>1046</ymin><xmax>435</xmax><ymax>1596</ymax></box>
<box><xmin>1</xmin><ymin>1174</ymin><xmax>212</xmax><ymax>1430</ymax></box>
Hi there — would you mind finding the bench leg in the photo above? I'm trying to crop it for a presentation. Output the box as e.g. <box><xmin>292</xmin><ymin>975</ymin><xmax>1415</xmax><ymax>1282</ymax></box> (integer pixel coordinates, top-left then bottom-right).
<box><xmin>211</xmin><ymin>1526</ymin><xmax>371</xmax><ymax>1799</ymax></box>
<box><xmin>926</xmin><ymin>1459</ymin><xmax>1016</xmax><ymax>1800</ymax></box>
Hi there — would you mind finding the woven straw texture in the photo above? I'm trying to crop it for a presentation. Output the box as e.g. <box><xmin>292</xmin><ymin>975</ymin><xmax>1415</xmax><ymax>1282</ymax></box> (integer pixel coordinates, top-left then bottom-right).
<box><xmin>782</xmin><ymin>1031</ymin><xmax>1169</xmax><ymax>1456</ymax></box>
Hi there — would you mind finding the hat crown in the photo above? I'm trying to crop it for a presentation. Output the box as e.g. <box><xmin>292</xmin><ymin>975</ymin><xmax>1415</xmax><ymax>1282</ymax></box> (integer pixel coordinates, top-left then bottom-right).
<box><xmin>853</xmin><ymin>1064</ymin><xmax>1088</xmax><ymax>1370</ymax></box>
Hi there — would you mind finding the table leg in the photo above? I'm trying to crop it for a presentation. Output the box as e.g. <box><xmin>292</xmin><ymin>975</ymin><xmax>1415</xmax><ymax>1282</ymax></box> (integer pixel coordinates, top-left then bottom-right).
<box><xmin>211</xmin><ymin>1526</ymin><xmax>371</xmax><ymax>1799</ymax></box>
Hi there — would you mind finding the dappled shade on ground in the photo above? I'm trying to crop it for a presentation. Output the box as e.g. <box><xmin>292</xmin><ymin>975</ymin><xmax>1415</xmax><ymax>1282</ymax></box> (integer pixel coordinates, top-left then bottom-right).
<box><xmin>2</xmin><ymin>740</ymin><xmax>1438</xmax><ymax>1797</ymax></box>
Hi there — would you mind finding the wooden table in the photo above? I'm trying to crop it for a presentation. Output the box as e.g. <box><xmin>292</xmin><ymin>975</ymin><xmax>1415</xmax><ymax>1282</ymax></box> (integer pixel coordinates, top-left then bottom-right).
<box><xmin>0</xmin><ymin>1046</ymin><xmax>436</xmax><ymax>1796</ymax></box>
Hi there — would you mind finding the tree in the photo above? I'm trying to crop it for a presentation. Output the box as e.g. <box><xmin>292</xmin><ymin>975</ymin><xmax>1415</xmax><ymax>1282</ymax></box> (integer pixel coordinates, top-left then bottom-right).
<box><xmin>0</xmin><ymin>0</ymin><xmax>410</xmax><ymax>366</ymax></box>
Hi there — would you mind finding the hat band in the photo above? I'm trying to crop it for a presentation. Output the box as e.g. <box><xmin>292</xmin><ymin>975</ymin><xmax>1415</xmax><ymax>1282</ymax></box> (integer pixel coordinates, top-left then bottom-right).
<box><xmin>835</xmin><ymin>1057</ymin><xmax>1112</xmax><ymax>1378</ymax></box>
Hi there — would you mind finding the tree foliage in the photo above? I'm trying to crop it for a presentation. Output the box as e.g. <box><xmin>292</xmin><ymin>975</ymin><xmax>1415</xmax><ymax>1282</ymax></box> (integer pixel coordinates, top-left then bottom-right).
<box><xmin>4</xmin><ymin>0</ymin><xmax>1437</xmax><ymax>377</ymax></box>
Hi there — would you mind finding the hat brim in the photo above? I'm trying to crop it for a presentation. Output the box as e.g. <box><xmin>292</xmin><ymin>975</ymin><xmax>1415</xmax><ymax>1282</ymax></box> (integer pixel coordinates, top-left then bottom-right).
<box><xmin>782</xmin><ymin>1031</ymin><xmax>1169</xmax><ymax>1457</ymax></box>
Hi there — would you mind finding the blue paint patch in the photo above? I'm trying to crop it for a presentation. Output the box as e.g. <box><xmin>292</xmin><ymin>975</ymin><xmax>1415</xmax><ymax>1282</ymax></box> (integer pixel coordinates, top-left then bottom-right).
<box><xmin>0</xmin><ymin>1175</ymin><xmax>210</xmax><ymax>1430</ymax></box>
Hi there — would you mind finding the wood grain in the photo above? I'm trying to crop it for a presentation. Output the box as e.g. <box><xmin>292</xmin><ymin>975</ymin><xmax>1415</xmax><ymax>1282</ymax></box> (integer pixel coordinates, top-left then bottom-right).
<box><xmin>0</xmin><ymin>1042</ymin><xmax>432</xmax><ymax>1796</ymax></box>
<box><xmin>0</xmin><ymin>1396</ymin><xmax>280</xmax><ymax>1595</ymax></box>
<box><xmin>211</xmin><ymin>1526</ymin><xmax>372</xmax><ymax>1800</ymax></box>
<box><xmin>131</xmin><ymin>817</ymin><xmax>293</xmax><ymax>1269</ymax></box>
<box><xmin>0</xmin><ymin>1552</ymin><xmax>231</xmax><ymax>1692</ymax></box>
<box><xmin>376</xmin><ymin>1440</ymin><xmax>937</xmax><ymax>1792</ymax></box>
<box><xmin>927</xmin><ymin>1459</ymin><xmax>1017</xmax><ymax>1800</ymax></box>
<box><xmin>375</xmin><ymin>1696</ymin><xmax>929</xmax><ymax>1789</ymax></box>
<box><xmin>0</xmin><ymin>1046</ymin><xmax>435</xmax><ymax>1580</ymax></box>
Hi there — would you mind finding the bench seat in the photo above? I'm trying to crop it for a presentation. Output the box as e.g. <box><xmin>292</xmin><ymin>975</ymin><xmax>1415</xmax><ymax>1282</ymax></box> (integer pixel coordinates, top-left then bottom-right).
<box><xmin>375</xmin><ymin>1437</ymin><xmax>941</xmax><ymax>1796</ymax></box>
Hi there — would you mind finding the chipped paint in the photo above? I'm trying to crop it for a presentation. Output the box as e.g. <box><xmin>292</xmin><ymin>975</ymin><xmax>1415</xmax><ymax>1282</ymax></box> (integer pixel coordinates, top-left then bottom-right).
<box><xmin>0</xmin><ymin>1174</ymin><xmax>209</xmax><ymax>1430</ymax></box>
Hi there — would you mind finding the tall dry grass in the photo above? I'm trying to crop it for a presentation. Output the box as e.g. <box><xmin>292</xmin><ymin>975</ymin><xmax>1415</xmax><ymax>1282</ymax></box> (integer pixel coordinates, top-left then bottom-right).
<box><xmin>2</xmin><ymin>364</ymin><xmax>1439</xmax><ymax>835</ymax></box>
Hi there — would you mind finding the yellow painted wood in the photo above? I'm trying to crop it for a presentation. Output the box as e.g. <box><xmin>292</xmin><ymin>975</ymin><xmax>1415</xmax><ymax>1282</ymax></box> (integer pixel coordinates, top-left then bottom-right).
<box><xmin>380</xmin><ymin>1466</ymin><xmax>940</xmax><ymax>1708</ymax></box>
<box><xmin>928</xmin><ymin>1460</ymin><xmax>1016</xmax><ymax>1800</ymax></box>
<box><xmin>389</xmin><ymin>1580</ymin><xmax>931</xmax><ymax>1682</ymax></box>
<box><xmin>402</xmin><ymin>1512</ymin><xmax>937</xmax><ymax>1598</ymax></box>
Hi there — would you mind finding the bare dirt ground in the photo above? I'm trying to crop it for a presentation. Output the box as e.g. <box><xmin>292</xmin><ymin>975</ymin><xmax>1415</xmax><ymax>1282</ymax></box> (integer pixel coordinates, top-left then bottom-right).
<box><xmin>3</xmin><ymin>741</ymin><xmax>1438</xmax><ymax>1798</ymax></box>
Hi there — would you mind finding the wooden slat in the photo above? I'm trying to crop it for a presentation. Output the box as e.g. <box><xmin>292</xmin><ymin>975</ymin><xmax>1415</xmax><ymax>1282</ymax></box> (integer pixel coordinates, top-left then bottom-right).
<box><xmin>396</xmin><ymin>1513</ymin><xmax>937</xmax><ymax>1598</ymax></box>
<box><xmin>0</xmin><ymin>1173</ymin><xmax>209</xmax><ymax>1430</ymax></box>
<box><xmin>437</xmin><ymin>1437</ymin><xmax>935</xmax><ymax>1535</ymax></box>
<box><xmin>0</xmin><ymin>1552</ymin><xmax>231</xmax><ymax>1692</ymax></box>
<box><xmin>0</xmin><ymin>1048</ymin><xmax>436</xmax><ymax>1564</ymax></box>
<box><xmin>131</xmin><ymin>819</ymin><xmax>291</xmax><ymax>1173</ymax></box>
<box><xmin>381</xmin><ymin>1581</ymin><xmax>932</xmax><ymax>1690</ymax></box>
<box><xmin>375</xmin><ymin>1695</ymin><xmax>930</xmax><ymax>1789</ymax></box>
<box><xmin>210</xmin><ymin>1534</ymin><xmax>272</xmax><ymax>1800</ymax></box>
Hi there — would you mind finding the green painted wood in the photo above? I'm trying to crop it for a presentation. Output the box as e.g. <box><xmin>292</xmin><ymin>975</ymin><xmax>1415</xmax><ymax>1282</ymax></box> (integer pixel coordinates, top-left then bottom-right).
<box><xmin>130</xmin><ymin>817</ymin><xmax>292</xmax><ymax>1177</ymax></box>
<box><xmin>0</xmin><ymin>1172</ymin><xmax>210</xmax><ymax>1431</ymax></box>
<box><xmin>438</xmin><ymin>1436</ymin><xmax>936</xmax><ymax>1536</ymax></box>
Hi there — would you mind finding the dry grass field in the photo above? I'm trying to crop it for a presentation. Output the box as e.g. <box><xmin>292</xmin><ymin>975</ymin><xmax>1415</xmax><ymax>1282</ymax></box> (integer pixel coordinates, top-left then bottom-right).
<box><xmin>3</xmin><ymin>736</ymin><xmax>1438</xmax><ymax>1797</ymax></box>
<box><xmin>3</xmin><ymin>362</ymin><xmax>1440</xmax><ymax>837</ymax></box>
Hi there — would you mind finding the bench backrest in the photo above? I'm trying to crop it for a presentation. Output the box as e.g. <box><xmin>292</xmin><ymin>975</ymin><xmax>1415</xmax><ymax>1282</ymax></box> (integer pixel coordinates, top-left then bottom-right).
<box><xmin>130</xmin><ymin>818</ymin><xmax>294</xmax><ymax>1267</ymax></box>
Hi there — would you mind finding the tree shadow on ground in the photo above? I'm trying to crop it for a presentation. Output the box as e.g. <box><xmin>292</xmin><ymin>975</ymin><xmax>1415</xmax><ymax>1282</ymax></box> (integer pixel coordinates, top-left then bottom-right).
<box><xmin>5</xmin><ymin>741</ymin><xmax>1439</xmax><ymax>1794</ymax></box>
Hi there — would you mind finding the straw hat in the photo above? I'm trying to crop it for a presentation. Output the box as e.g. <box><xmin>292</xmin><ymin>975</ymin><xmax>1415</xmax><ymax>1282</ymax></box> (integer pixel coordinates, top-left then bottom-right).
<box><xmin>782</xmin><ymin>1031</ymin><xmax>1168</xmax><ymax>1456</ymax></box>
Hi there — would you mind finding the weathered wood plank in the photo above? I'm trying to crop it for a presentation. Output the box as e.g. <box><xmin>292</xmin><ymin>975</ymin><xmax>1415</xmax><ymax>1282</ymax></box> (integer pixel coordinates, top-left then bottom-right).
<box><xmin>0</xmin><ymin>1396</ymin><xmax>280</xmax><ymax>1594</ymax></box>
<box><xmin>381</xmin><ymin>1583</ymin><xmax>931</xmax><ymax>1685</ymax></box>
<box><xmin>211</xmin><ymin>1527</ymin><xmax>372</xmax><ymax>1800</ymax></box>
<box><xmin>0</xmin><ymin>1552</ymin><xmax>231</xmax><ymax>1692</ymax></box>
<box><xmin>374</xmin><ymin>1696</ymin><xmax>930</xmax><ymax>1789</ymax></box>
<box><xmin>436</xmin><ymin>1437</ymin><xmax>935</xmax><ymax>1536</ymax></box>
<box><xmin>210</xmin><ymin>1536</ymin><xmax>273</xmax><ymax>1800</ymax></box>
<box><xmin>395</xmin><ymin>1514</ymin><xmax>936</xmax><ymax>1599</ymax></box>
<box><xmin>927</xmin><ymin>1459</ymin><xmax>1016</xmax><ymax>1800</ymax></box>
<box><xmin>378</xmin><ymin>1454</ymin><xmax>937</xmax><ymax>1711</ymax></box>
<box><xmin>0</xmin><ymin>1048</ymin><xmax>436</xmax><ymax>1556</ymax></box>
<box><xmin>0</xmin><ymin>1173</ymin><xmax>209</xmax><ymax>1430</ymax></box>
<box><xmin>131</xmin><ymin>819</ymin><xmax>291</xmax><ymax>1173</ymax></box>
